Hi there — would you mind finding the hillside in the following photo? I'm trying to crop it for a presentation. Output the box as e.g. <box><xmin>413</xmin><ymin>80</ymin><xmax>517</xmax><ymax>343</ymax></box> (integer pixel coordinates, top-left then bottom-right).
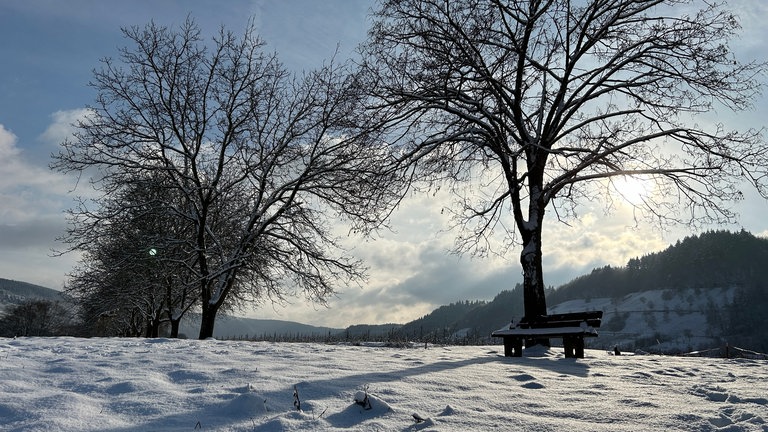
<box><xmin>548</xmin><ymin>230</ymin><xmax>768</xmax><ymax>351</ymax></box>
<box><xmin>179</xmin><ymin>314</ymin><xmax>342</xmax><ymax>340</ymax></box>
<box><xmin>386</xmin><ymin>230</ymin><xmax>768</xmax><ymax>352</ymax></box>
<box><xmin>548</xmin><ymin>229</ymin><xmax>768</xmax><ymax>303</ymax></box>
<box><xmin>391</xmin><ymin>289</ymin><xmax>526</xmax><ymax>343</ymax></box>
<box><xmin>0</xmin><ymin>279</ymin><xmax>66</xmax><ymax>315</ymax></box>
<box><xmin>0</xmin><ymin>279</ymin><xmax>64</xmax><ymax>302</ymax></box>
<box><xmin>549</xmin><ymin>287</ymin><xmax>735</xmax><ymax>353</ymax></box>
<box><xmin>395</xmin><ymin>300</ymin><xmax>489</xmax><ymax>340</ymax></box>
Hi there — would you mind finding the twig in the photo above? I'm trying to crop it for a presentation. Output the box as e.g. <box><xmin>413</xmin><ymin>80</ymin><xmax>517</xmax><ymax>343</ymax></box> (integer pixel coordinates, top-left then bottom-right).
<box><xmin>293</xmin><ymin>385</ymin><xmax>301</xmax><ymax>411</ymax></box>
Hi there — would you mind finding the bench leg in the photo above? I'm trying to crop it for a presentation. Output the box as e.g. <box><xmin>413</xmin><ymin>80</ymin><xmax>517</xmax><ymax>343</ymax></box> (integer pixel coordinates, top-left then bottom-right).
<box><xmin>563</xmin><ymin>336</ymin><xmax>575</xmax><ymax>358</ymax></box>
<box><xmin>574</xmin><ymin>337</ymin><xmax>585</xmax><ymax>358</ymax></box>
<box><xmin>503</xmin><ymin>337</ymin><xmax>523</xmax><ymax>357</ymax></box>
<box><xmin>563</xmin><ymin>336</ymin><xmax>585</xmax><ymax>358</ymax></box>
<box><xmin>513</xmin><ymin>338</ymin><xmax>523</xmax><ymax>357</ymax></box>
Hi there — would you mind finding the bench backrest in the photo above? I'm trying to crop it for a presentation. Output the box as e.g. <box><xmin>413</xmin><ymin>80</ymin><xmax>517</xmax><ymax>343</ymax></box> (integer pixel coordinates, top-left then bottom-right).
<box><xmin>518</xmin><ymin>311</ymin><xmax>603</xmax><ymax>329</ymax></box>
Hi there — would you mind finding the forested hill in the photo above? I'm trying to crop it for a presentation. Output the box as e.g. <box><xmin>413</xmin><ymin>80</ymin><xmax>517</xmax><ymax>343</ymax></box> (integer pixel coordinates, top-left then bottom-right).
<box><xmin>392</xmin><ymin>290</ymin><xmax>523</xmax><ymax>343</ymax></box>
<box><xmin>547</xmin><ymin>229</ymin><xmax>768</xmax><ymax>305</ymax></box>
<box><xmin>0</xmin><ymin>279</ymin><xmax>64</xmax><ymax>308</ymax></box>
<box><xmin>391</xmin><ymin>230</ymin><xmax>768</xmax><ymax>351</ymax></box>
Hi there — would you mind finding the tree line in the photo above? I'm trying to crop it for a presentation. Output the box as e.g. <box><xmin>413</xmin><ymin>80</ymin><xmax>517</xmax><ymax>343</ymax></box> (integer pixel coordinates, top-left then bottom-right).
<box><xmin>50</xmin><ymin>1</ymin><xmax>767</xmax><ymax>340</ymax></box>
<box><xmin>548</xmin><ymin>230</ymin><xmax>768</xmax><ymax>304</ymax></box>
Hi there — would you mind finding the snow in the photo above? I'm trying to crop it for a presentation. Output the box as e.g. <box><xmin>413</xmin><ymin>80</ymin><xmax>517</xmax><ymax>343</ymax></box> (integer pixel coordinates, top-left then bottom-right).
<box><xmin>2</xmin><ymin>337</ymin><xmax>767</xmax><ymax>431</ymax></box>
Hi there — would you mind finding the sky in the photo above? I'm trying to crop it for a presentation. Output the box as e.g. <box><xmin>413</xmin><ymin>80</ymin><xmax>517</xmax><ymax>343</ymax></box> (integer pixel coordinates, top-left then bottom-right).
<box><xmin>1</xmin><ymin>0</ymin><xmax>768</xmax><ymax>329</ymax></box>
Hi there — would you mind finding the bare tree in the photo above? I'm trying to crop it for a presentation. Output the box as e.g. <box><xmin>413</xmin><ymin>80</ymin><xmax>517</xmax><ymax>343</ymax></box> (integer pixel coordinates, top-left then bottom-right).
<box><xmin>0</xmin><ymin>300</ymin><xmax>73</xmax><ymax>337</ymax></box>
<box><xmin>53</xmin><ymin>19</ymin><xmax>396</xmax><ymax>339</ymax></box>
<box><xmin>359</xmin><ymin>0</ymin><xmax>768</xmax><ymax>335</ymax></box>
<box><xmin>64</xmin><ymin>174</ymin><xmax>199</xmax><ymax>338</ymax></box>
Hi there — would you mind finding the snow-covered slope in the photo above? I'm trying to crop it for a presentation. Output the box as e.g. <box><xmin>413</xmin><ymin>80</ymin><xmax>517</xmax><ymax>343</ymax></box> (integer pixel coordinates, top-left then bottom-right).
<box><xmin>549</xmin><ymin>287</ymin><xmax>736</xmax><ymax>353</ymax></box>
<box><xmin>2</xmin><ymin>337</ymin><xmax>766</xmax><ymax>431</ymax></box>
<box><xmin>0</xmin><ymin>279</ymin><xmax>65</xmax><ymax>316</ymax></box>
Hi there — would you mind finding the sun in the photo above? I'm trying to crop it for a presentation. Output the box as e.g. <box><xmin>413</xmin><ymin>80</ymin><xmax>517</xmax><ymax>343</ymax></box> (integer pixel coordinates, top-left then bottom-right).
<box><xmin>612</xmin><ymin>175</ymin><xmax>653</xmax><ymax>206</ymax></box>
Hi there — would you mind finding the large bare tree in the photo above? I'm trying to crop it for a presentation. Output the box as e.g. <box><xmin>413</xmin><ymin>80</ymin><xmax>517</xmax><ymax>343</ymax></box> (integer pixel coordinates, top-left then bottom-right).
<box><xmin>53</xmin><ymin>19</ymin><xmax>396</xmax><ymax>339</ymax></box>
<box><xmin>359</xmin><ymin>0</ymin><xmax>768</xmax><ymax>332</ymax></box>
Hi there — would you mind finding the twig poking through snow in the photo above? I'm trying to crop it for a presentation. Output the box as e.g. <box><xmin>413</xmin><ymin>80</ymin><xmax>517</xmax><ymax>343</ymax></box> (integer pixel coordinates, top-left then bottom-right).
<box><xmin>293</xmin><ymin>385</ymin><xmax>301</xmax><ymax>411</ymax></box>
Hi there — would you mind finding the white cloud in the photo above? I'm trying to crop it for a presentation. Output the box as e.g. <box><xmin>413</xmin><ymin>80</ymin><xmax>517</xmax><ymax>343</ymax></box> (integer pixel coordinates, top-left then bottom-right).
<box><xmin>39</xmin><ymin>108</ymin><xmax>92</xmax><ymax>146</ymax></box>
<box><xmin>254</xmin><ymin>156</ymin><xmax>766</xmax><ymax>327</ymax></box>
<box><xmin>0</xmin><ymin>121</ymin><xmax>80</xmax><ymax>289</ymax></box>
<box><xmin>1</xmin><ymin>127</ymin><xmax>43</xmax><ymax>217</ymax></box>
<box><xmin>276</xmin><ymin>173</ymin><xmax>681</xmax><ymax>326</ymax></box>
<box><xmin>0</xmin><ymin>125</ymin><xmax>21</xmax><ymax>159</ymax></box>
<box><xmin>0</xmin><ymin>123</ymin><xmax>74</xmax><ymax>220</ymax></box>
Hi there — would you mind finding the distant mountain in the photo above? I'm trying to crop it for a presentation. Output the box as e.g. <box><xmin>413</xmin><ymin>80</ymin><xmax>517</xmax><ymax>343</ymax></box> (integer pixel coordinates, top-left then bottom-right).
<box><xmin>379</xmin><ymin>286</ymin><xmax>528</xmax><ymax>344</ymax></box>
<box><xmin>0</xmin><ymin>278</ymin><xmax>341</xmax><ymax>338</ymax></box>
<box><xmin>0</xmin><ymin>279</ymin><xmax>66</xmax><ymax>314</ymax></box>
<box><xmin>396</xmin><ymin>300</ymin><xmax>487</xmax><ymax>339</ymax></box>
<box><xmin>179</xmin><ymin>314</ymin><xmax>343</xmax><ymax>340</ymax></box>
<box><xmin>544</xmin><ymin>230</ymin><xmax>768</xmax><ymax>351</ymax></box>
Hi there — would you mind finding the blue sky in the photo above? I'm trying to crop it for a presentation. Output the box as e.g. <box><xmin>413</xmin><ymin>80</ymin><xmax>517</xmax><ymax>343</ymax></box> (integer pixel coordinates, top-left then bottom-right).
<box><xmin>2</xmin><ymin>1</ymin><xmax>768</xmax><ymax>328</ymax></box>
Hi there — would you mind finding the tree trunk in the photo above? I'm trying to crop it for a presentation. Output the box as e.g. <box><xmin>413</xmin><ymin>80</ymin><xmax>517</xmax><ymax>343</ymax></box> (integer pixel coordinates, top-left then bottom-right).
<box><xmin>145</xmin><ymin>317</ymin><xmax>160</xmax><ymax>338</ymax></box>
<box><xmin>198</xmin><ymin>272</ymin><xmax>237</xmax><ymax>339</ymax></box>
<box><xmin>170</xmin><ymin>318</ymin><xmax>181</xmax><ymax>338</ymax></box>
<box><xmin>520</xmin><ymin>219</ymin><xmax>549</xmax><ymax>348</ymax></box>
<box><xmin>198</xmin><ymin>304</ymin><xmax>218</xmax><ymax>339</ymax></box>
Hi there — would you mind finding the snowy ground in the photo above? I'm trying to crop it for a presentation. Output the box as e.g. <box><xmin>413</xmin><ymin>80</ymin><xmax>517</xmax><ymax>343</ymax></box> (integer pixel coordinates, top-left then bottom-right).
<box><xmin>2</xmin><ymin>338</ymin><xmax>767</xmax><ymax>431</ymax></box>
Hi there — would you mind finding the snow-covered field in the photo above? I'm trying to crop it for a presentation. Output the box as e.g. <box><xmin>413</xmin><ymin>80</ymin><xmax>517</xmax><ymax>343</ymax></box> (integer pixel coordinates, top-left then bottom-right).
<box><xmin>2</xmin><ymin>337</ymin><xmax>767</xmax><ymax>431</ymax></box>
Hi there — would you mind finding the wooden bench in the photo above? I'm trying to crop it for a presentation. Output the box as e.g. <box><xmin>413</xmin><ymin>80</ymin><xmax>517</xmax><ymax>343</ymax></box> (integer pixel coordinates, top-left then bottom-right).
<box><xmin>491</xmin><ymin>311</ymin><xmax>603</xmax><ymax>358</ymax></box>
